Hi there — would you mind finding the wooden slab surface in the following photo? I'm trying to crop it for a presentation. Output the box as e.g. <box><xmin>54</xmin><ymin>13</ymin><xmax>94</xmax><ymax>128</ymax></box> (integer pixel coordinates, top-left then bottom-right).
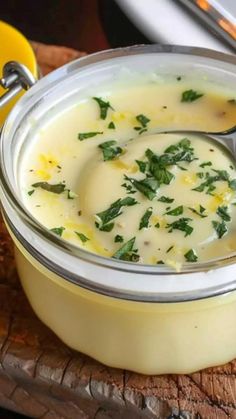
<box><xmin>0</xmin><ymin>41</ymin><xmax>235</xmax><ymax>419</ymax></box>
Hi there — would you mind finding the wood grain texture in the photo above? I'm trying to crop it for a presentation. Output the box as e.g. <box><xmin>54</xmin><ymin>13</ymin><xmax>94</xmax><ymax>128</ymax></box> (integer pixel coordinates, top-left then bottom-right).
<box><xmin>0</xmin><ymin>42</ymin><xmax>236</xmax><ymax>419</ymax></box>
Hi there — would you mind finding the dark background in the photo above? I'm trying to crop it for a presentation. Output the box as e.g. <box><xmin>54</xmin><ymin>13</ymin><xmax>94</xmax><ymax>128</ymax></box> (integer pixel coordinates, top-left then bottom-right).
<box><xmin>0</xmin><ymin>1</ymin><xmax>148</xmax><ymax>417</ymax></box>
<box><xmin>1</xmin><ymin>0</ymin><xmax>149</xmax><ymax>53</ymax></box>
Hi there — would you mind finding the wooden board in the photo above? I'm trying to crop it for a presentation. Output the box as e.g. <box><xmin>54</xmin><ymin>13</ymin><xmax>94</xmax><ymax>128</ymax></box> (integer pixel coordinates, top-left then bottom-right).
<box><xmin>0</xmin><ymin>41</ymin><xmax>235</xmax><ymax>419</ymax></box>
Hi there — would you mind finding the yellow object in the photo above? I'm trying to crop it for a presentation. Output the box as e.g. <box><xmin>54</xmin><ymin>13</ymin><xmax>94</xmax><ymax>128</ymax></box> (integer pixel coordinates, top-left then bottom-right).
<box><xmin>0</xmin><ymin>21</ymin><xmax>37</xmax><ymax>125</ymax></box>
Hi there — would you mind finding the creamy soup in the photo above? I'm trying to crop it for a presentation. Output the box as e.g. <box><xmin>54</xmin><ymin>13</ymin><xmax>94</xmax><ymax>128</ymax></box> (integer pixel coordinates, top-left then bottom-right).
<box><xmin>20</xmin><ymin>80</ymin><xmax>236</xmax><ymax>269</ymax></box>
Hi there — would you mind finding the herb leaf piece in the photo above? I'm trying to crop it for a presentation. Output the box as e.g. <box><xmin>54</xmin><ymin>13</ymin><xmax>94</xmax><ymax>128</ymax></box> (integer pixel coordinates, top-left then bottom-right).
<box><xmin>158</xmin><ymin>196</ymin><xmax>174</xmax><ymax>203</ymax></box>
<box><xmin>216</xmin><ymin>206</ymin><xmax>231</xmax><ymax>222</ymax></box>
<box><xmin>93</xmin><ymin>97</ymin><xmax>114</xmax><ymax>120</ymax></box>
<box><xmin>139</xmin><ymin>207</ymin><xmax>153</xmax><ymax>230</ymax></box>
<box><xmin>98</xmin><ymin>140</ymin><xmax>122</xmax><ymax>161</ymax></box>
<box><xmin>136</xmin><ymin>114</ymin><xmax>150</xmax><ymax>127</ymax></box>
<box><xmin>184</xmin><ymin>249</ymin><xmax>198</xmax><ymax>262</ymax></box>
<box><xmin>50</xmin><ymin>226</ymin><xmax>65</xmax><ymax>236</ymax></box>
<box><xmin>32</xmin><ymin>182</ymin><xmax>66</xmax><ymax>194</ymax></box>
<box><xmin>212</xmin><ymin>220</ymin><xmax>228</xmax><ymax>239</ymax></box>
<box><xmin>199</xmin><ymin>161</ymin><xmax>212</xmax><ymax>168</ymax></box>
<box><xmin>114</xmin><ymin>235</ymin><xmax>124</xmax><ymax>243</ymax></box>
<box><xmin>124</xmin><ymin>175</ymin><xmax>159</xmax><ymax>201</ymax></box>
<box><xmin>166</xmin><ymin>217</ymin><xmax>193</xmax><ymax>237</ymax></box>
<box><xmin>136</xmin><ymin>160</ymin><xmax>147</xmax><ymax>173</ymax></box>
<box><xmin>181</xmin><ymin>89</ymin><xmax>204</xmax><ymax>102</ymax></box>
<box><xmin>229</xmin><ymin>179</ymin><xmax>236</xmax><ymax>190</ymax></box>
<box><xmin>78</xmin><ymin>132</ymin><xmax>103</xmax><ymax>141</ymax></box>
<box><xmin>188</xmin><ymin>205</ymin><xmax>207</xmax><ymax>218</ymax></box>
<box><xmin>108</xmin><ymin>121</ymin><xmax>115</xmax><ymax>129</ymax></box>
<box><xmin>112</xmin><ymin>237</ymin><xmax>139</xmax><ymax>262</ymax></box>
<box><xmin>28</xmin><ymin>190</ymin><xmax>35</xmax><ymax>196</ymax></box>
<box><xmin>75</xmin><ymin>232</ymin><xmax>90</xmax><ymax>243</ymax></box>
<box><xmin>95</xmin><ymin>196</ymin><xmax>137</xmax><ymax>230</ymax></box>
<box><xmin>165</xmin><ymin>206</ymin><xmax>183</xmax><ymax>216</ymax></box>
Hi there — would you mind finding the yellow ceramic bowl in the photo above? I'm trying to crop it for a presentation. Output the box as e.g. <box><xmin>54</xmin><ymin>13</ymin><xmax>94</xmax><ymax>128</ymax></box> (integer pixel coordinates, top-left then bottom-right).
<box><xmin>0</xmin><ymin>20</ymin><xmax>37</xmax><ymax>125</ymax></box>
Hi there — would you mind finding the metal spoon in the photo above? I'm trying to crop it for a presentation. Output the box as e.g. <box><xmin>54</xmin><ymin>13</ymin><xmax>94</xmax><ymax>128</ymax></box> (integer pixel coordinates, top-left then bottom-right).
<box><xmin>146</xmin><ymin>124</ymin><xmax>236</xmax><ymax>141</ymax></box>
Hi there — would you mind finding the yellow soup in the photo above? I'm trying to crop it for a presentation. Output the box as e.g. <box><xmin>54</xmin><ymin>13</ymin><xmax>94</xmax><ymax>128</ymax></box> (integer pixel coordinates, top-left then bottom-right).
<box><xmin>20</xmin><ymin>80</ymin><xmax>236</xmax><ymax>269</ymax></box>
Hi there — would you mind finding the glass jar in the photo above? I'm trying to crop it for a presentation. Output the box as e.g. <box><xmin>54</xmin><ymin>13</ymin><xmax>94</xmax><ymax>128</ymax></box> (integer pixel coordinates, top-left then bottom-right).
<box><xmin>1</xmin><ymin>45</ymin><xmax>236</xmax><ymax>374</ymax></box>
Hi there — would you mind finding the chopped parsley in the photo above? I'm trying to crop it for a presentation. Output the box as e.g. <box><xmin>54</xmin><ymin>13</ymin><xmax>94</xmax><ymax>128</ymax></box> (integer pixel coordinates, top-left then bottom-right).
<box><xmin>188</xmin><ymin>205</ymin><xmax>207</xmax><ymax>218</ymax></box>
<box><xmin>165</xmin><ymin>206</ymin><xmax>183</xmax><ymax>216</ymax></box>
<box><xmin>112</xmin><ymin>237</ymin><xmax>140</xmax><ymax>262</ymax></box>
<box><xmin>193</xmin><ymin>169</ymin><xmax>236</xmax><ymax>194</ymax></box>
<box><xmin>93</xmin><ymin>97</ymin><xmax>114</xmax><ymax>119</ymax></box>
<box><xmin>108</xmin><ymin>121</ymin><xmax>115</xmax><ymax>129</ymax></box>
<box><xmin>155</xmin><ymin>222</ymin><xmax>160</xmax><ymax>228</ymax></box>
<box><xmin>199</xmin><ymin>161</ymin><xmax>212</xmax><ymax>168</ymax></box>
<box><xmin>134</xmin><ymin>114</ymin><xmax>150</xmax><ymax>134</ymax></box>
<box><xmin>114</xmin><ymin>235</ymin><xmax>124</xmax><ymax>243</ymax></box>
<box><xmin>158</xmin><ymin>196</ymin><xmax>174</xmax><ymax>203</ymax></box>
<box><xmin>78</xmin><ymin>131</ymin><xmax>103</xmax><ymax>141</ymax></box>
<box><xmin>123</xmin><ymin>175</ymin><xmax>159</xmax><ymax>201</ymax></box>
<box><xmin>181</xmin><ymin>89</ymin><xmax>204</xmax><ymax>102</ymax></box>
<box><xmin>136</xmin><ymin>160</ymin><xmax>148</xmax><ymax>173</ymax></box>
<box><xmin>98</xmin><ymin>140</ymin><xmax>123</xmax><ymax>161</ymax></box>
<box><xmin>28</xmin><ymin>190</ymin><xmax>35</xmax><ymax>196</ymax></box>
<box><xmin>75</xmin><ymin>232</ymin><xmax>90</xmax><ymax>243</ymax></box>
<box><xmin>32</xmin><ymin>182</ymin><xmax>66</xmax><ymax>194</ymax></box>
<box><xmin>216</xmin><ymin>206</ymin><xmax>231</xmax><ymax>222</ymax></box>
<box><xmin>229</xmin><ymin>179</ymin><xmax>236</xmax><ymax>190</ymax></box>
<box><xmin>95</xmin><ymin>196</ymin><xmax>137</xmax><ymax>231</ymax></box>
<box><xmin>212</xmin><ymin>220</ymin><xmax>228</xmax><ymax>239</ymax></box>
<box><xmin>139</xmin><ymin>207</ymin><xmax>153</xmax><ymax>230</ymax></box>
<box><xmin>136</xmin><ymin>114</ymin><xmax>150</xmax><ymax>127</ymax></box>
<box><xmin>184</xmin><ymin>249</ymin><xmax>198</xmax><ymax>262</ymax></box>
<box><xmin>50</xmin><ymin>226</ymin><xmax>65</xmax><ymax>236</ymax></box>
<box><xmin>166</xmin><ymin>217</ymin><xmax>193</xmax><ymax>236</ymax></box>
<box><xmin>156</xmin><ymin>260</ymin><xmax>164</xmax><ymax>264</ymax></box>
<box><xmin>166</xmin><ymin>245</ymin><xmax>174</xmax><ymax>253</ymax></box>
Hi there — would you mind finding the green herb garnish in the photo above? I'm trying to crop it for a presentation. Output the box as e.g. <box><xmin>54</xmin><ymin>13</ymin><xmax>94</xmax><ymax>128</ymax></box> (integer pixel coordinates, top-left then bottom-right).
<box><xmin>108</xmin><ymin>121</ymin><xmax>115</xmax><ymax>129</ymax></box>
<box><xmin>75</xmin><ymin>232</ymin><xmax>90</xmax><ymax>243</ymax></box>
<box><xmin>199</xmin><ymin>161</ymin><xmax>212</xmax><ymax>168</ymax></box>
<box><xmin>188</xmin><ymin>205</ymin><xmax>207</xmax><ymax>218</ymax></box>
<box><xmin>136</xmin><ymin>160</ymin><xmax>148</xmax><ymax>173</ymax></box>
<box><xmin>112</xmin><ymin>237</ymin><xmax>139</xmax><ymax>262</ymax></box>
<box><xmin>93</xmin><ymin>97</ymin><xmax>114</xmax><ymax>119</ymax></box>
<box><xmin>95</xmin><ymin>196</ymin><xmax>137</xmax><ymax>231</ymax></box>
<box><xmin>28</xmin><ymin>190</ymin><xmax>35</xmax><ymax>196</ymax></box>
<box><xmin>165</xmin><ymin>206</ymin><xmax>183</xmax><ymax>216</ymax></box>
<box><xmin>166</xmin><ymin>245</ymin><xmax>174</xmax><ymax>253</ymax></box>
<box><xmin>184</xmin><ymin>249</ymin><xmax>198</xmax><ymax>262</ymax></box>
<box><xmin>136</xmin><ymin>114</ymin><xmax>150</xmax><ymax>127</ymax></box>
<box><xmin>229</xmin><ymin>179</ymin><xmax>236</xmax><ymax>190</ymax></box>
<box><xmin>114</xmin><ymin>235</ymin><xmax>124</xmax><ymax>243</ymax></box>
<box><xmin>98</xmin><ymin>140</ymin><xmax>123</xmax><ymax>161</ymax></box>
<box><xmin>155</xmin><ymin>222</ymin><xmax>160</xmax><ymax>228</ymax></box>
<box><xmin>156</xmin><ymin>260</ymin><xmax>164</xmax><ymax>264</ymax></box>
<box><xmin>123</xmin><ymin>175</ymin><xmax>159</xmax><ymax>201</ymax></box>
<box><xmin>50</xmin><ymin>226</ymin><xmax>65</xmax><ymax>236</ymax></box>
<box><xmin>139</xmin><ymin>207</ymin><xmax>153</xmax><ymax>230</ymax></box>
<box><xmin>78</xmin><ymin>131</ymin><xmax>103</xmax><ymax>141</ymax></box>
<box><xmin>166</xmin><ymin>217</ymin><xmax>193</xmax><ymax>236</ymax></box>
<box><xmin>216</xmin><ymin>206</ymin><xmax>231</xmax><ymax>222</ymax></box>
<box><xmin>212</xmin><ymin>220</ymin><xmax>228</xmax><ymax>239</ymax></box>
<box><xmin>32</xmin><ymin>182</ymin><xmax>66</xmax><ymax>194</ymax></box>
<box><xmin>158</xmin><ymin>196</ymin><xmax>174</xmax><ymax>203</ymax></box>
<box><xmin>181</xmin><ymin>89</ymin><xmax>204</xmax><ymax>102</ymax></box>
